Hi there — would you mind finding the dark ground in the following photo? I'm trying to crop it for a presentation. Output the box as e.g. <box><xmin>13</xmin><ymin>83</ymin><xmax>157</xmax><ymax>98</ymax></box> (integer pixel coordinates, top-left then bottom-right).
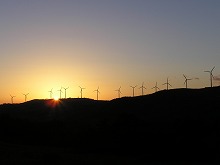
<box><xmin>0</xmin><ymin>86</ymin><xmax>220</xmax><ymax>164</ymax></box>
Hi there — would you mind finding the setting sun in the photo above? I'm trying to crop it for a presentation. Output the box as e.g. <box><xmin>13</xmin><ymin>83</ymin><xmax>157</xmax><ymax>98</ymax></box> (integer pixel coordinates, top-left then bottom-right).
<box><xmin>54</xmin><ymin>96</ymin><xmax>59</xmax><ymax>101</ymax></box>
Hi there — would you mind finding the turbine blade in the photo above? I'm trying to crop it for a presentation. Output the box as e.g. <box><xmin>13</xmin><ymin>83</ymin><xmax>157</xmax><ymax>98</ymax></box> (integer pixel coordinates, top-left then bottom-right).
<box><xmin>211</xmin><ymin>66</ymin><xmax>215</xmax><ymax>72</ymax></box>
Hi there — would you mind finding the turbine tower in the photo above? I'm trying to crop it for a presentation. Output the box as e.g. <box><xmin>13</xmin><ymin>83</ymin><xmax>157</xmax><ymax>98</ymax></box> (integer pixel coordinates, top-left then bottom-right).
<box><xmin>115</xmin><ymin>86</ymin><xmax>122</xmax><ymax>98</ymax></box>
<box><xmin>62</xmin><ymin>86</ymin><xmax>69</xmax><ymax>99</ymax></box>
<box><xmin>79</xmin><ymin>86</ymin><xmax>85</xmax><ymax>98</ymax></box>
<box><xmin>94</xmin><ymin>87</ymin><xmax>100</xmax><ymax>100</ymax></box>
<box><xmin>48</xmin><ymin>88</ymin><xmax>53</xmax><ymax>99</ymax></box>
<box><xmin>130</xmin><ymin>85</ymin><xmax>137</xmax><ymax>97</ymax></box>
<box><xmin>139</xmin><ymin>82</ymin><xmax>146</xmax><ymax>96</ymax></box>
<box><xmin>204</xmin><ymin>66</ymin><xmax>215</xmax><ymax>87</ymax></box>
<box><xmin>23</xmin><ymin>93</ymin><xmax>29</xmax><ymax>102</ymax></box>
<box><xmin>162</xmin><ymin>78</ymin><xmax>172</xmax><ymax>90</ymax></box>
<box><xmin>57</xmin><ymin>87</ymin><xmax>63</xmax><ymax>99</ymax></box>
<box><xmin>152</xmin><ymin>82</ymin><xmax>160</xmax><ymax>92</ymax></box>
<box><xmin>183</xmin><ymin>74</ymin><xmax>192</xmax><ymax>89</ymax></box>
<box><xmin>10</xmin><ymin>95</ymin><xmax>16</xmax><ymax>104</ymax></box>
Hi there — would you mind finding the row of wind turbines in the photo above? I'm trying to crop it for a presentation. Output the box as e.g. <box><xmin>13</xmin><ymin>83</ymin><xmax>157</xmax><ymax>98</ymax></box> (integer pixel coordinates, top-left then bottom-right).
<box><xmin>9</xmin><ymin>67</ymin><xmax>216</xmax><ymax>103</ymax></box>
<box><xmin>10</xmin><ymin>93</ymin><xmax>29</xmax><ymax>104</ymax></box>
<box><xmin>48</xmin><ymin>66</ymin><xmax>215</xmax><ymax>100</ymax></box>
<box><xmin>48</xmin><ymin>86</ymin><xmax>97</xmax><ymax>100</ymax></box>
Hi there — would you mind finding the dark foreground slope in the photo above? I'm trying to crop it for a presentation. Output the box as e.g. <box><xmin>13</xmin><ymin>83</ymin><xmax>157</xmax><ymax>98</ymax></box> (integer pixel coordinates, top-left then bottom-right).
<box><xmin>0</xmin><ymin>86</ymin><xmax>220</xmax><ymax>164</ymax></box>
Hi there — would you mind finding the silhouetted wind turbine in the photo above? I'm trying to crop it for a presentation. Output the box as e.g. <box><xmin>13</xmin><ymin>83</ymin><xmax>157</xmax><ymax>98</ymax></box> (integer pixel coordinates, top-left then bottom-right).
<box><xmin>79</xmin><ymin>86</ymin><xmax>85</xmax><ymax>98</ymax></box>
<box><xmin>94</xmin><ymin>87</ymin><xmax>100</xmax><ymax>100</ymax></box>
<box><xmin>139</xmin><ymin>82</ymin><xmax>146</xmax><ymax>96</ymax></box>
<box><xmin>130</xmin><ymin>85</ymin><xmax>137</xmax><ymax>97</ymax></box>
<box><xmin>48</xmin><ymin>88</ymin><xmax>53</xmax><ymax>99</ymax></box>
<box><xmin>152</xmin><ymin>82</ymin><xmax>160</xmax><ymax>92</ymax></box>
<box><xmin>115</xmin><ymin>86</ymin><xmax>122</xmax><ymax>98</ymax></box>
<box><xmin>57</xmin><ymin>87</ymin><xmax>63</xmax><ymax>99</ymax></box>
<box><xmin>162</xmin><ymin>78</ymin><xmax>172</xmax><ymax>90</ymax></box>
<box><xmin>23</xmin><ymin>93</ymin><xmax>29</xmax><ymax>102</ymax></box>
<box><xmin>79</xmin><ymin>86</ymin><xmax>86</xmax><ymax>98</ymax></box>
<box><xmin>10</xmin><ymin>95</ymin><xmax>16</xmax><ymax>104</ymax></box>
<box><xmin>204</xmin><ymin>66</ymin><xmax>215</xmax><ymax>87</ymax></box>
<box><xmin>183</xmin><ymin>74</ymin><xmax>192</xmax><ymax>89</ymax></box>
<box><xmin>62</xmin><ymin>86</ymin><xmax>69</xmax><ymax>99</ymax></box>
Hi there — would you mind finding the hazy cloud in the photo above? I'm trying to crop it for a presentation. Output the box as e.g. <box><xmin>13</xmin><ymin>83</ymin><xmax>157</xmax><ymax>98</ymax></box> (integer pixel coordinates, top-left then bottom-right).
<box><xmin>213</xmin><ymin>75</ymin><xmax>220</xmax><ymax>81</ymax></box>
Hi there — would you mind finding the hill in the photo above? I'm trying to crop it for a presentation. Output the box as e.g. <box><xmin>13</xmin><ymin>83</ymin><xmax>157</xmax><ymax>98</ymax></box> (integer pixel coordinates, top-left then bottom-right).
<box><xmin>0</xmin><ymin>86</ymin><xmax>220</xmax><ymax>164</ymax></box>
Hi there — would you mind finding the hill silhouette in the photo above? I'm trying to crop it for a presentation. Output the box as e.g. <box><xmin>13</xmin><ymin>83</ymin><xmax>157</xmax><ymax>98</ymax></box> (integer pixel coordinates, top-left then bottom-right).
<box><xmin>0</xmin><ymin>86</ymin><xmax>220</xmax><ymax>164</ymax></box>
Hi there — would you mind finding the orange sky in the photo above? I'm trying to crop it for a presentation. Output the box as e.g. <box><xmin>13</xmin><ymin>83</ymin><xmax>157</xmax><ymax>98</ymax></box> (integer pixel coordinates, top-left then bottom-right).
<box><xmin>0</xmin><ymin>1</ymin><xmax>220</xmax><ymax>103</ymax></box>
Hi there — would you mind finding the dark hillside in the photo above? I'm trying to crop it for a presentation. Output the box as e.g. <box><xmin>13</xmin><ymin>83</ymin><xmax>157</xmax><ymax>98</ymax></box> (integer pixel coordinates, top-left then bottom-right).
<box><xmin>0</xmin><ymin>86</ymin><xmax>220</xmax><ymax>164</ymax></box>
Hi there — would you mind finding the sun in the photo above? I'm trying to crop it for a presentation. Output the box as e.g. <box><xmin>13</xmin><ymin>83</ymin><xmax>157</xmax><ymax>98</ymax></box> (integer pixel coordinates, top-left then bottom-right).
<box><xmin>53</xmin><ymin>96</ymin><xmax>59</xmax><ymax>101</ymax></box>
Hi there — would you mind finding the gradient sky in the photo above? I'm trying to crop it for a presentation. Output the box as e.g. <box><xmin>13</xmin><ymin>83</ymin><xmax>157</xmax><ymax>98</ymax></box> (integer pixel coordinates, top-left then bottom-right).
<box><xmin>0</xmin><ymin>0</ymin><xmax>220</xmax><ymax>103</ymax></box>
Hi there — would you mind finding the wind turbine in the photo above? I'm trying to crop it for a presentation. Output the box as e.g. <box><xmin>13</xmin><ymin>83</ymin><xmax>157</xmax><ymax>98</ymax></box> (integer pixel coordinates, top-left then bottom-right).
<box><xmin>152</xmin><ymin>82</ymin><xmax>160</xmax><ymax>92</ymax></box>
<box><xmin>94</xmin><ymin>87</ymin><xmax>100</xmax><ymax>100</ymax></box>
<box><xmin>62</xmin><ymin>86</ymin><xmax>69</xmax><ymax>99</ymax></box>
<box><xmin>115</xmin><ymin>86</ymin><xmax>122</xmax><ymax>98</ymax></box>
<box><xmin>57</xmin><ymin>87</ymin><xmax>63</xmax><ymax>99</ymax></box>
<box><xmin>23</xmin><ymin>93</ymin><xmax>29</xmax><ymax>102</ymax></box>
<box><xmin>204</xmin><ymin>66</ymin><xmax>215</xmax><ymax>87</ymax></box>
<box><xmin>139</xmin><ymin>82</ymin><xmax>146</xmax><ymax>96</ymax></box>
<box><xmin>130</xmin><ymin>85</ymin><xmax>137</xmax><ymax>97</ymax></box>
<box><xmin>10</xmin><ymin>95</ymin><xmax>16</xmax><ymax>104</ymax></box>
<box><xmin>183</xmin><ymin>74</ymin><xmax>192</xmax><ymax>89</ymax></box>
<box><xmin>48</xmin><ymin>88</ymin><xmax>53</xmax><ymax>99</ymax></box>
<box><xmin>162</xmin><ymin>78</ymin><xmax>172</xmax><ymax>90</ymax></box>
<box><xmin>79</xmin><ymin>86</ymin><xmax>85</xmax><ymax>98</ymax></box>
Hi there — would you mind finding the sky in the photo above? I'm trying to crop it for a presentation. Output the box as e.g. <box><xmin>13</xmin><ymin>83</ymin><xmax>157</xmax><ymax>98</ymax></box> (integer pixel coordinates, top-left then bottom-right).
<box><xmin>0</xmin><ymin>0</ymin><xmax>220</xmax><ymax>103</ymax></box>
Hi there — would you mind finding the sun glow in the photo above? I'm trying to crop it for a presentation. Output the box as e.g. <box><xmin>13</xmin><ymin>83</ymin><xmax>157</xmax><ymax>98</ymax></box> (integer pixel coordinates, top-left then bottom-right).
<box><xmin>54</xmin><ymin>96</ymin><xmax>59</xmax><ymax>101</ymax></box>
